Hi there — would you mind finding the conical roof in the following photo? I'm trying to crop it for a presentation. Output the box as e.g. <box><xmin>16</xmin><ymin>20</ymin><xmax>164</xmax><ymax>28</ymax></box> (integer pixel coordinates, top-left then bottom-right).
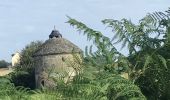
<box><xmin>49</xmin><ymin>27</ymin><xmax>62</xmax><ymax>38</ymax></box>
<box><xmin>33</xmin><ymin>29</ymin><xmax>82</xmax><ymax>57</ymax></box>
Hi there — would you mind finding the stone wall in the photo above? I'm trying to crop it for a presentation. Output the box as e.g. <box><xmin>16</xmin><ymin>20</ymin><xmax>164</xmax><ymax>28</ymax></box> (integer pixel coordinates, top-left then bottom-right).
<box><xmin>34</xmin><ymin>53</ymin><xmax>81</xmax><ymax>88</ymax></box>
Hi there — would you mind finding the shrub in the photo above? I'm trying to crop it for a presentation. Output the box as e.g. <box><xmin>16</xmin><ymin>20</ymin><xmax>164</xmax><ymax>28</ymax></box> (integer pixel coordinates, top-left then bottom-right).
<box><xmin>10</xmin><ymin>41</ymin><xmax>43</xmax><ymax>89</ymax></box>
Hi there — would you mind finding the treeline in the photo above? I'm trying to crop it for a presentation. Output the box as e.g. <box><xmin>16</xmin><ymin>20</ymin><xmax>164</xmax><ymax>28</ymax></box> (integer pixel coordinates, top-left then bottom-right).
<box><xmin>0</xmin><ymin>60</ymin><xmax>10</xmax><ymax>68</ymax></box>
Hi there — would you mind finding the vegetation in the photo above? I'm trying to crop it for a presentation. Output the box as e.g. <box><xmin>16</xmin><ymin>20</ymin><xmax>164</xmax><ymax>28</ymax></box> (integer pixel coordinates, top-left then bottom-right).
<box><xmin>0</xmin><ymin>8</ymin><xmax>170</xmax><ymax>100</ymax></box>
<box><xmin>101</xmin><ymin>8</ymin><xmax>170</xmax><ymax>99</ymax></box>
<box><xmin>9</xmin><ymin>41</ymin><xmax>43</xmax><ymax>89</ymax></box>
<box><xmin>0</xmin><ymin>60</ymin><xmax>10</xmax><ymax>68</ymax></box>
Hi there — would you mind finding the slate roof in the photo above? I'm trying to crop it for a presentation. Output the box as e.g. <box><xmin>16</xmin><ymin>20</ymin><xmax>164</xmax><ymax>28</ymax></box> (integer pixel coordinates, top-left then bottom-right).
<box><xmin>33</xmin><ymin>32</ymin><xmax>82</xmax><ymax>57</ymax></box>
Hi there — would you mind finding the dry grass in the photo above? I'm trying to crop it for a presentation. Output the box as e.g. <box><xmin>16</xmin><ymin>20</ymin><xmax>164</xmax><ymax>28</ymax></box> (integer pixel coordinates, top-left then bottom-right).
<box><xmin>0</xmin><ymin>68</ymin><xmax>13</xmax><ymax>76</ymax></box>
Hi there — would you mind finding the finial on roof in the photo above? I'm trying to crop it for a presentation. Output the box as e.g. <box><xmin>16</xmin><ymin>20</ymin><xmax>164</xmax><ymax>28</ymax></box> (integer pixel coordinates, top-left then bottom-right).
<box><xmin>54</xmin><ymin>25</ymin><xmax>56</xmax><ymax>30</ymax></box>
<box><xmin>49</xmin><ymin>26</ymin><xmax>62</xmax><ymax>38</ymax></box>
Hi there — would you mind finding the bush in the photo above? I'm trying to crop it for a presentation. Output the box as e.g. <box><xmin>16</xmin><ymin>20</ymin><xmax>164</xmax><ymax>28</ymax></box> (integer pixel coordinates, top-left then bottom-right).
<box><xmin>9</xmin><ymin>41</ymin><xmax>43</xmax><ymax>89</ymax></box>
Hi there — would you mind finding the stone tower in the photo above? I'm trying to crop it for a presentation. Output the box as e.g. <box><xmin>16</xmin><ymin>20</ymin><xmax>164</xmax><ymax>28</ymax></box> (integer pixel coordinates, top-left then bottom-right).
<box><xmin>33</xmin><ymin>28</ymin><xmax>82</xmax><ymax>88</ymax></box>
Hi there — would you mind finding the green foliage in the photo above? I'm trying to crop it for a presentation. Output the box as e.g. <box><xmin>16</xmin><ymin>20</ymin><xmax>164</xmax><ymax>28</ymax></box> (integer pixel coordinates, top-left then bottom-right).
<box><xmin>66</xmin><ymin>17</ymin><xmax>146</xmax><ymax>99</ymax></box>
<box><xmin>0</xmin><ymin>77</ymin><xmax>32</xmax><ymax>100</ymax></box>
<box><xmin>2</xmin><ymin>8</ymin><xmax>170</xmax><ymax>100</ymax></box>
<box><xmin>66</xmin><ymin>8</ymin><xmax>170</xmax><ymax>99</ymax></box>
<box><xmin>102</xmin><ymin>8</ymin><xmax>170</xmax><ymax>99</ymax></box>
<box><xmin>102</xmin><ymin>18</ymin><xmax>163</xmax><ymax>55</ymax></box>
<box><xmin>10</xmin><ymin>41</ymin><xmax>43</xmax><ymax>89</ymax></box>
<box><xmin>48</xmin><ymin>54</ymin><xmax>145</xmax><ymax>100</ymax></box>
<box><xmin>141</xmin><ymin>8</ymin><xmax>170</xmax><ymax>44</ymax></box>
<box><xmin>67</xmin><ymin>16</ymin><xmax>128</xmax><ymax>74</ymax></box>
<box><xmin>20</xmin><ymin>41</ymin><xmax>43</xmax><ymax>66</ymax></box>
<box><xmin>9</xmin><ymin>67</ymin><xmax>35</xmax><ymax>89</ymax></box>
<box><xmin>0</xmin><ymin>77</ymin><xmax>63</xmax><ymax>100</ymax></box>
<box><xmin>0</xmin><ymin>60</ymin><xmax>10</xmax><ymax>68</ymax></box>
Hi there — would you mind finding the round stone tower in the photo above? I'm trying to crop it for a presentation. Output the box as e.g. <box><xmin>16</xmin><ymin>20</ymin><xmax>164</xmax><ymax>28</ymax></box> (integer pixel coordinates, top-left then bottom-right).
<box><xmin>33</xmin><ymin>28</ymin><xmax>82</xmax><ymax>88</ymax></box>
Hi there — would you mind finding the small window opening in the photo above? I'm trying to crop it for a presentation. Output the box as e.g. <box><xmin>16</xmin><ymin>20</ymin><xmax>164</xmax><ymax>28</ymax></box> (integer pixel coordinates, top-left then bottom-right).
<box><xmin>62</xmin><ymin>57</ymin><xmax>65</xmax><ymax>62</ymax></box>
<box><xmin>41</xmin><ymin>80</ymin><xmax>45</xmax><ymax>86</ymax></box>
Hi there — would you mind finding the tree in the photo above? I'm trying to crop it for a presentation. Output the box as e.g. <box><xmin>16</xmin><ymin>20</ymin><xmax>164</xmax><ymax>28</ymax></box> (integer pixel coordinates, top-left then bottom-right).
<box><xmin>9</xmin><ymin>41</ymin><xmax>43</xmax><ymax>89</ymax></box>
<box><xmin>0</xmin><ymin>60</ymin><xmax>10</xmax><ymax>68</ymax></box>
<box><xmin>102</xmin><ymin>8</ymin><xmax>170</xmax><ymax>99</ymax></box>
<box><xmin>66</xmin><ymin>17</ymin><xmax>146</xmax><ymax>99</ymax></box>
<box><xmin>65</xmin><ymin>8</ymin><xmax>170</xmax><ymax>100</ymax></box>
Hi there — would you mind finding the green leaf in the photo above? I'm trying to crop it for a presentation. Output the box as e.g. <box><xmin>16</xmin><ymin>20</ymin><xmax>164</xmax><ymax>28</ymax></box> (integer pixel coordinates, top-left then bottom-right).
<box><xmin>143</xmin><ymin>55</ymin><xmax>152</xmax><ymax>71</ymax></box>
<box><xmin>157</xmin><ymin>54</ymin><xmax>168</xmax><ymax>69</ymax></box>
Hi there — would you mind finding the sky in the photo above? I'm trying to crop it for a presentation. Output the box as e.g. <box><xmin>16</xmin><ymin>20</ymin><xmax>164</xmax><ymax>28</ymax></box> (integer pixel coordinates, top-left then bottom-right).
<box><xmin>0</xmin><ymin>0</ymin><xmax>170</xmax><ymax>62</ymax></box>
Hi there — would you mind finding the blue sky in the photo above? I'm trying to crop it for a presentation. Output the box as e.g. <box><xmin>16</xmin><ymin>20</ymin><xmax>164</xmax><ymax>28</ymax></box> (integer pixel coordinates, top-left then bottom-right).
<box><xmin>0</xmin><ymin>0</ymin><xmax>170</xmax><ymax>62</ymax></box>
